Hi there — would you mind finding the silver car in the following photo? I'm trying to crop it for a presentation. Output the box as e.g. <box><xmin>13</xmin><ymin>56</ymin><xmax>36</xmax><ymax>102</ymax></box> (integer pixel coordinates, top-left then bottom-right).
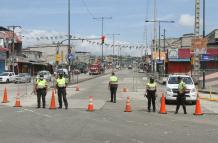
<box><xmin>15</xmin><ymin>73</ymin><xmax>31</xmax><ymax>83</ymax></box>
<box><xmin>36</xmin><ymin>71</ymin><xmax>52</xmax><ymax>81</ymax></box>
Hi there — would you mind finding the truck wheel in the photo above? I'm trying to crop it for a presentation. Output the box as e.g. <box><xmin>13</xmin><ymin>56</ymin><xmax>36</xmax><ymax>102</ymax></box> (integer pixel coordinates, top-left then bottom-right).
<box><xmin>6</xmin><ymin>79</ymin><xmax>9</xmax><ymax>83</ymax></box>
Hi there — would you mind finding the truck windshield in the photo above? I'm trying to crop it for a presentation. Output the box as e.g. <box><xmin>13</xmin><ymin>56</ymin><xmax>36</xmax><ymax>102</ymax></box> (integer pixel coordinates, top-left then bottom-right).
<box><xmin>168</xmin><ymin>77</ymin><xmax>193</xmax><ymax>85</ymax></box>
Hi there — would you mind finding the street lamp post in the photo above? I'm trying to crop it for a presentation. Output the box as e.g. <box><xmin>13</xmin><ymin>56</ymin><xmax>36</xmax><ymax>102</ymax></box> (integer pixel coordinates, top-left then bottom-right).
<box><xmin>93</xmin><ymin>17</ymin><xmax>112</xmax><ymax>71</ymax></box>
<box><xmin>202</xmin><ymin>0</ymin><xmax>206</xmax><ymax>89</ymax></box>
<box><xmin>145</xmin><ymin>20</ymin><xmax>174</xmax><ymax>73</ymax></box>
<box><xmin>67</xmin><ymin>0</ymin><xmax>72</xmax><ymax>82</ymax></box>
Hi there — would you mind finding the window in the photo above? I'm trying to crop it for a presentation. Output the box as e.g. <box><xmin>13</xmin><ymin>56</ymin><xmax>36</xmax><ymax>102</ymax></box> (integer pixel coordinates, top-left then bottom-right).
<box><xmin>168</xmin><ymin>76</ymin><xmax>193</xmax><ymax>85</ymax></box>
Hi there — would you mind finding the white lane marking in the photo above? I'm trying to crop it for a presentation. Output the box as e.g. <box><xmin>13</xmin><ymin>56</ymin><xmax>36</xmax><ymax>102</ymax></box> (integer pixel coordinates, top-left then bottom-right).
<box><xmin>22</xmin><ymin>108</ymin><xmax>52</xmax><ymax>118</ymax></box>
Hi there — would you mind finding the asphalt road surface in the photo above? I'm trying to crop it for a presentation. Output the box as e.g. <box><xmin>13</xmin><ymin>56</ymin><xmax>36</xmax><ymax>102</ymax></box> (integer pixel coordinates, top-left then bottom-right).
<box><xmin>0</xmin><ymin>69</ymin><xmax>217</xmax><ymax>143</ymax></box>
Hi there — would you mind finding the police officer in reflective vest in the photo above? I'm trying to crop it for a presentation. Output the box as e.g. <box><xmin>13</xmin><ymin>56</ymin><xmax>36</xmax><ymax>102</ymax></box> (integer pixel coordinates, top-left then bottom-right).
<box><xmin>56</xmin><ymin>72</ymin><xmax>68</xmax><ymax>109</ymax></box>
<box><xmin>35</xmin><ymin>74</ymin><xmax>48</xmax><ymax>108</ymax></box>
<box><xmin>109</xmin><ymin>72</ymin><xmax>118</xmax><ymax>103</ymax></box>
<box><xmin>175</xmin><ymin>76</ymin><xmax>187</xmax><ymax>114</ymax></box>
<box><xmin>146</xmin><ymin>77</ymin><xmax>157</xmax><ymax>112</ymax></box>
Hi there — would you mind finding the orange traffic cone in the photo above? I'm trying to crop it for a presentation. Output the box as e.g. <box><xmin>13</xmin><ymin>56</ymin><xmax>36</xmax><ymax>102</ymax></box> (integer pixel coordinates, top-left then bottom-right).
<box><xmin>87</xmin><ymin>96</ymin><xmax>94</xmax><ymax>112</ymax></box>
<box><xmin>123</xmin><ymin>87</ymin><xmax>128</xmax><ymax>92</ymax></box>
<box><xmin>124</xmin><ymin>96</ymin><xmax>132</xmax><ymax>112</ymax></box>
<box><xmin>76</xmin><ymin>85</ymin><xmax>80</xmax><ymax>91</ymax></box>
<box><xmin>2</xmin><ymin>87</ymin><xmax>9</xmax><ymax>103</ymax></box>
<box><xmin>194</xmin><ymin>98</ymin><xmax>203</xmax><ymax>115</ymax></box>
<box><xmin>50</xmin><ymin>89</ymin><xmax>56</xmax><ymax>109</ymax></box>
<box><xmin>14</xmin><ymin>97</ymin><xmax>22</xmax><ymax>107</ymax></box>
<box><xmin>159</xmin><ymin>94</ymin><xmax>167</xmax><ymax>114</ymax></box>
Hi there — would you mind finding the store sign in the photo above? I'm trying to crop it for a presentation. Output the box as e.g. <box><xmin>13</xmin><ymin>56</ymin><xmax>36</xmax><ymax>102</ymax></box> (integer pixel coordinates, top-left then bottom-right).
<box><xmin>152</xmin><ymin>52</ymin><xmax>166</xmax><ymax>60</ymax></box>
<box><xmin>168</xmin><ymin>49</ymin><xmax>178</xmax><ymax>59</ymax></box>
<box><xmin>192</xmin><ymin>38</ymin><xmax>208</xmax><ymax>55</ymax></box>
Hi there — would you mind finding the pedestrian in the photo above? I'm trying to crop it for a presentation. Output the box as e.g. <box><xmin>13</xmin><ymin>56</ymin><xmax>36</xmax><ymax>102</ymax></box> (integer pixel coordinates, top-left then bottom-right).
<box><xmin>108</xmin><ymin>72</ymin><xmax>118</xmax><ymax>103</ymax></box>
<box><xmin>175</xmin><ymin>76</ymin><xmax>187</xmax><ymax>114</ymax></box>
<box><xmin>146</xmin><ymin>77</ymin><xmax>157</xmax><ymax>112</ymax></box>
<box><xmin>56</xmin><ymin>72</ymin><xmax>68</xmax><ymax>109</ymax></box>
<box><xmin>35</xmin><ymin>74</ymin><xmax>48</xmax><ymax>108</ymax></box>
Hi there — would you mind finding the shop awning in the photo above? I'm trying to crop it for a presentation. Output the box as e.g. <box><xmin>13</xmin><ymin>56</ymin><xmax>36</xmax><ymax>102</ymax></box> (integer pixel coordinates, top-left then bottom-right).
<box><xmin>0</xmin><ymin>47</ymin><xmax>9</xmax><ymax>52</ymax></box>
<box><xmin>168</xmin><ymin>58</ymin><xmax>190</xmax><ymax>62</ymax></box>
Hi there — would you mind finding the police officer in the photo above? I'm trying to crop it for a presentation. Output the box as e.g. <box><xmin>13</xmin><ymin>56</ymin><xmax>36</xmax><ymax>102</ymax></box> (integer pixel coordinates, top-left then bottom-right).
<box><xmin>108</xmin><ymin>72</ymin><xmax>118</xmax><ymax>103</ymax></box>
<box><xmin>35</xmin><ymin>74</ymin><xmax>48</xmax><ymax>108</ymax></box>
<box><xmin>56</xmin><ymin>72</ymin><xmax>68</xmax><ymax>109</ymax></box>
<box><xmin>146</xmin><ymin>77</ymin><xmax>157</xmax><ymax>112</ymax></box>
<box><xmin>175</xmin><ymin>76</ymin><xmax>187</xmax><ymax>114</ymax></box>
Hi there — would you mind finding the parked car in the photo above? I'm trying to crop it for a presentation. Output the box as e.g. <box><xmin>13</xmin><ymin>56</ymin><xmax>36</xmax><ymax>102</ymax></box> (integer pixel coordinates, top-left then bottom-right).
<box><xmin>73</xmin><ymin>69</ymin><xmax>81</xmax><ymax>75</ymax></box>
<box><xmin>165</xmin><ymin>74</ymin><xmax>197</xmax><ymax>104</ymax></box>
<box><xmin>138</xmin><ymin>69</ymin><xmax>144</xmax><ymax>73</ymax></box>
<box><xmin>0</xmin><ymin>72</ymin><xmax>16</xmax><ymax>83</ymax></box>
<box><xmin>36</xmin><ymin>71</ymin><xmax>52</xmax><ymax>81</ymax></box>
<box><xmin>128</xmin><ymin>65</ymin><xmax>132</xmax><ymax>69</ymax></box>
<box><xmin>15</xmin><ymin>73</ymin><xmax>31</xmax><ymax>83</ymax></box>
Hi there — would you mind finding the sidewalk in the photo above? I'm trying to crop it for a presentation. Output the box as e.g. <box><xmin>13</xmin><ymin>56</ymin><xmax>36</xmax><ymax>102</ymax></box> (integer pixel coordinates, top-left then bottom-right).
<box><xmin>198</xmin><ymin>71</ymin><xmax>218</xmax><ymax>94</ymax></box>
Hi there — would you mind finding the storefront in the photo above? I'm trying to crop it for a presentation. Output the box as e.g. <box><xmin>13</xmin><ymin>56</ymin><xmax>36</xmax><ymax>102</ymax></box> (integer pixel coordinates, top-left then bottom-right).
<box><xmin>0</xmin><ymin>48</ymin><xmax>8</xmax><ymax>73</ymax></box>
<box><xmin>166</xmin><ymin>48</ymin><xmax>191</xmax><ymax>74</ymax></box>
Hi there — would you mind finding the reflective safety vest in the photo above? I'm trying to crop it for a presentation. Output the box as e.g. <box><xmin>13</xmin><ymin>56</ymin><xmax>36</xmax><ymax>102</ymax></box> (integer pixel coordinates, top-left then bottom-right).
<box><xmin>36</xmin><ymin>79</ymin><xmax>46</xmax><ymax>89</ymax></box>
<box><xmin>57</xmin><ymin>78</ymin><xmax>66</xmax><ymax>87</ymax></box>
<box><xmin>110</xmin><ymin>76</ymin><xmax>118</xmax><ymax>85</ymax></box>
<box><xmin>178</xmin><ymin>81</ymin><xmax>186</xmax><ymax>94</ymax></box>
<box><xmin>147</xmin><ymin>82</ymin><xmax>156</xmax><ymax>91</ymax></box>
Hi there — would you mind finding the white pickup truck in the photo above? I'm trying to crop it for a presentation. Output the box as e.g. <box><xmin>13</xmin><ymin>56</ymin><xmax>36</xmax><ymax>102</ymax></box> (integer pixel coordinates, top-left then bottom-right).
<box><xmin>0</xmin><ymin>72</ymin><xmax>16</xmax><ymax>83</ymax></box>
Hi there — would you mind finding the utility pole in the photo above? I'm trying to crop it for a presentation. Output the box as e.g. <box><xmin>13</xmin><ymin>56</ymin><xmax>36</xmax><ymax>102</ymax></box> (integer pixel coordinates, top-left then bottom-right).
<box><xmin>67</xmin><ymin>0</ymin><xmax>72</xmax><ymax>82</ymax></box>
<box><xmin>202</xmin><ymin>0</ymin><xmax>206</xmax><ymax>89</ymax></box>
<box><xmin>145</xmin><ymin>20</ymin><xmax>174</xmax><ymax>73</ymax></box>
<box><xmin>107</xmin><ymin>33</ymin><xmax>120</xmax><ymax>69</ymax></box>
<box><xmin>7</xmin><ymin>26</ymin><xmax>22</xmax><ymax>73</ymax></box>
<box><xmin>93</xmin><ymin>17</ymin><xmax>112</xmax><ymax>71</ymax></box>
<box><xmin>163</xmin><ymin>29</ymin><xmax>166</xmax><ymax>52</ymax></box>
<box><xmin>193</xmin><ymin>0</ymin><xmax>201</xmax><ymax>84</ymax></box>
<box><xmin>153</xmin><ymin>0</ymin><xmax>157</xmax><ymax>73</ymax></box>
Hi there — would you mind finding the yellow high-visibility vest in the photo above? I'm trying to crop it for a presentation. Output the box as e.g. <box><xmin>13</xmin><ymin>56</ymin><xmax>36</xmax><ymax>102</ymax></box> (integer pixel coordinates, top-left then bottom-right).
<box><xmin>57</xmin><ymin>78</ymin><xmax>66</xmax><ymax>87</ymax></box>
<box><xmin>36</xmin><ymin>79</ymin><xmax>46</xmax><ymax>89</ymax></box>
<box><xmin>178</xmin><ymin>81</ymin><xmax>186</xmax><ymax>94</ymax></box>
<box><xmin>147</xmin><ymin>82</ymin><xmax>156</xmax><ymax>91</ymax></box>
<box><xmin>110</xmin><ymin>76</ymin><xmax>118</xmax><ymax>84</ymax></box>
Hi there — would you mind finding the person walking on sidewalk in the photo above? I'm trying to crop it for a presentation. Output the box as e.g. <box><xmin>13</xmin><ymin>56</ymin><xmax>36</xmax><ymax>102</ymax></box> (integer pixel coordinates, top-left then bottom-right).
<box><xmin>35</xmin><ymin>74</ymin><xmax>48</xmax><ymax>108</ymax></box>
<box><xmin>146</xmin><ymin>77</ymin><xmax>157</xmax><ymax>112</ymax></box>
<box><xmin>109</xmin><ymin>72</ymin><xmax>118</xmax><ymax>103</ymax></box>
<box><xmin>56</xmin><ymin>72</ymin><xmax>68</xmax><ymax>109</ymax></box>
<box><xmin>175</xmin><ymin>76</ymin><xmax>187</xmax><ymax>114</ymax></box>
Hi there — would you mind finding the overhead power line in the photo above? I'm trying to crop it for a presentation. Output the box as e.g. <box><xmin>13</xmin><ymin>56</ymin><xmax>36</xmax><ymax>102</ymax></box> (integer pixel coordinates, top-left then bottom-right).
<box><xmin>81</xmin><ymin>0</ymin><xmax>96</xmax><ymax>18</ymax></box>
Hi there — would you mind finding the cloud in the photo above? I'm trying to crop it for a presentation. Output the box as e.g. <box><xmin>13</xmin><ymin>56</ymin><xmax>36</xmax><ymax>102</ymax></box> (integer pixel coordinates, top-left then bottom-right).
<box><xmin>179</xmin><ymin>14</ymin><xmax>195</xmax><ymax>27</ymax></box>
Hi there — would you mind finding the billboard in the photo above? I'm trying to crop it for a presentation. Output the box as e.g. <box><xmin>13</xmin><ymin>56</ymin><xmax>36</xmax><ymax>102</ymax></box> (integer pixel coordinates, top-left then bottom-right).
<box><xmin>191</xmin><ymin>38</ymin><xmax>208</xmax><ymax>55</ymax></box>
<box><xmin>168</xmin><ymin>49</ymin><xmax>178</xmax><ymax>59</ymax></box>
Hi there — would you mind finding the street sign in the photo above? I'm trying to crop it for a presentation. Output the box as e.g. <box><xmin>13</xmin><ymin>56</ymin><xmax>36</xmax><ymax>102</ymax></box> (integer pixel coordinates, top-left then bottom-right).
<box><xmin>201</xmin><ymin>54</ymin><xmax>215</xmax><ymax>61</ymax></box>
<box><xmin>67</xmin><ymin>53</ymin><xmax>74</xmax><ymax>61</ymax></box>
<box><xmin>157</xmin><ymin>60</ymin><xmax>163</xmax><ymax>64</ymax></box>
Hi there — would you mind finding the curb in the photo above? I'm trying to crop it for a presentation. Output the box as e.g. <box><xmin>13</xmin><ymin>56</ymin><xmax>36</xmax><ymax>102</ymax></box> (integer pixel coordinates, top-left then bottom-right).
<box><xmin>198</xmin><ymin>90</ymin><xmax>218</xmax><ymax>95</ymax></box>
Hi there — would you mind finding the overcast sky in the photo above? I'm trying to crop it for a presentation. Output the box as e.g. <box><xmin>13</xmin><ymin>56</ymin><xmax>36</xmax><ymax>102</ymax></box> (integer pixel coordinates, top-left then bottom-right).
<box><xmin>0</xmin><ymin>0</ymin><xmax>217</xmax><ymax>56</ymax></box>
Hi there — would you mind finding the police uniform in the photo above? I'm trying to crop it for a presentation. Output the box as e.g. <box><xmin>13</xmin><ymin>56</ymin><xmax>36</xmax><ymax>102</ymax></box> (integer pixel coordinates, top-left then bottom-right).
<box><xmin>175</xmin><ymin>80</ymin><xmax>187</xmax><ymax>114</ymax></box>
<box><xmin>56</xmin><ymin>76</ymin><xmax>68</xmax><ymax>109</ymax></box>
<box><xmin>146</xmin><ymin>81</ymin><xmax>157</xmax><ymax>112</ymax></box>
<box><xmin>35</xmin><ymin>78</ymin><xmax>47</xmax><ymax>108</ymax></box>
<box><xmin>109</xmin><ymin>75</ymin><xmax>118</xmax><ymax>103</ymax></box>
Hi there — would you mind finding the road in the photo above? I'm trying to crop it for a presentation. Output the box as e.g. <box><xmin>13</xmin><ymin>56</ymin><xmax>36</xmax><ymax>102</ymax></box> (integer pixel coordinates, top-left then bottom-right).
<box><xmin>0</xmin><ymin>69</ymin><xmax>218</xmax><ymax>143</ymax></box>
